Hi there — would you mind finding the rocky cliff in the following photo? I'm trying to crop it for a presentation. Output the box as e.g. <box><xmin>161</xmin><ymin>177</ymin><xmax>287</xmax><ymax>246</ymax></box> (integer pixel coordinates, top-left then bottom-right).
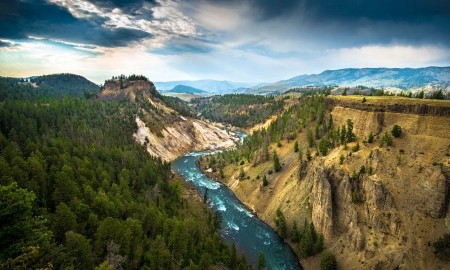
<box><xmin>206</xmin><ymin>97</ymin><xmax>450</xmax><ymax>270</ymax></box>
<box><xmin>134</xmin><ymin>116</ymin><xmax>238</xmax><ymax>162</ymax></box>
<box><xmin>99</xmin><ymin>80</ymin><xmax>239</xmax><ymax>161</ymax></box>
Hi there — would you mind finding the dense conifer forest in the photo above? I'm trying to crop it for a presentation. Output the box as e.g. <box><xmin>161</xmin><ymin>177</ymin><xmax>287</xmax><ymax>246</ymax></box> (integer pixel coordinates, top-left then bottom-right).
<box><xmin>192</xmin><ymin>94</ymin><xmax>285</xmax><ymax>128</ymax></box>
<box><xmin>0</xmin><ymin>74</ymin><xmax>99</xmax><ymax>100</ymax></box>
<box><xmin>0</xmin><ymin>79</ymin><xmax>248</xmax><ymax>269</ymax></box>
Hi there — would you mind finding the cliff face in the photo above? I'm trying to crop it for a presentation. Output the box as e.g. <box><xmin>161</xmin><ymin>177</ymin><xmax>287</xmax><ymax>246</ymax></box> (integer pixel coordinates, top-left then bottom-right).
<box><xmin>98</xmin><ymin>80</ymin><xmax>159</xmax><ymax>101</ymax></box>
<box><xmin>211</xmin><ymin>99</ymin><xmax>450</xmax><ymax>270</ymax></box>
<box><xmin>308</xmin><ymin>162</ymin><xmax>334</xmax><ymax>240</ymax></box>
<box><xmin>134</xmin><ymin>116</ymin><xmax>238</xmax><ymax>162</ymax></box>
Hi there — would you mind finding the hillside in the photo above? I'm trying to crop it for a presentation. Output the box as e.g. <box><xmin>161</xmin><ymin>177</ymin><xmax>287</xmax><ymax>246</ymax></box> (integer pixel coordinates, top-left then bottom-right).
<box><xmin>246</xmin><ymin>67</ymin><xmax>450</xmax><ymax>95</ymax></box>
<box><xmin>98</xmin><ymin>78</ymin><xmax>239</xmax><ymax>161</ymax></box>
<box><xmin>31</xmin><ymin>73</ymin><xmax>99</xmax><ymax>97</ymax></box>
<box><xmin>0</xmin><ymin>73</ymin><xmax>99</xmax><ymax>100</ymax></box>
<box><xmin>199</xmin><ymin>95</ymin><xmax>450</xmax><ymax>270</ymax></box>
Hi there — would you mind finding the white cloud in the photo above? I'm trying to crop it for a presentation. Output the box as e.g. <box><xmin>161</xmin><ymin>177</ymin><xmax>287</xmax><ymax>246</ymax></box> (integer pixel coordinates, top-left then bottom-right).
<box><xmin>318</xmin><ymin>45</ymin><xmax>450</xmax><ymax>70</ymax></box>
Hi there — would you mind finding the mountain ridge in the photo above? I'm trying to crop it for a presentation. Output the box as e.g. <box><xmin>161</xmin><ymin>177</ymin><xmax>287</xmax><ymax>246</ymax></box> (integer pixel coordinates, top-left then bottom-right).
<box><xmin>246</xmin><ymin>66</ymin><xmax>450</xmax><ymax>94</ymax></box>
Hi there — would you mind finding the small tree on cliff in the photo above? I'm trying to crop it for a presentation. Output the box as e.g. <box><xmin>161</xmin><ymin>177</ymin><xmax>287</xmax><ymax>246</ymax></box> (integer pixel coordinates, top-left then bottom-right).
<box><xmin>321</xmin><ymin>250</ymin><xmax>338</xmax><ymax>270</ymax></box>
<box><xmin>391</xmin><ymin>125</ymin><xmax>402</xmax><ymax>138</ymax></box>
<box><xmin>274</xmin><ymin>208</ymin><xmax>287</xmax><ymax>239</ymax></box>
<box><xmin>291</xmin><ymin>220</ymin><xmax>300</xmax><ymax>243</ymax></box>
<box><xmin>273</xmin><ymin>151</ymin><xmax>281</xmax><ymax>172</ymax></box>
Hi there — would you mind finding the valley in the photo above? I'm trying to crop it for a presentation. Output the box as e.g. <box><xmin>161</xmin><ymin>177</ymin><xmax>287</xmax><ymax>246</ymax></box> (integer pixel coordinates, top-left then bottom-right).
<box><xmin>198</xmin><ymin>94</ymin><xmax>450</xmax><ymax>270</ymax></box>
<box><xmin>3</xmin><ymin>1</ymin><xmax>450</xmax><ymax>268</ymax></box>
<box><xmin>1</xmin><ymin>73</ymin><xmax>450</xmax><ymax>270</ymax></box>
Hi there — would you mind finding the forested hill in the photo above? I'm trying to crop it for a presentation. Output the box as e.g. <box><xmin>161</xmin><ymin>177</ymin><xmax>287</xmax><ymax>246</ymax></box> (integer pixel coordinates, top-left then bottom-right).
<box><xmin>0</xmin><ymin>73</ymin><xmax>99</xmax><ymax>100</ymax></box>
<box><xmin>32</xmin><ymin>73</ymin><xmax>99</xmax><ymax>97</ymax></box>
<box><xmin>192</xmin><ymin>94</ymin><xmax>286</xmax><ymax>128</ymax></box>
<box><xmin>0</xmin><ymin>77</ymin><xmax>246</xmax><ymax>269</ymax></box>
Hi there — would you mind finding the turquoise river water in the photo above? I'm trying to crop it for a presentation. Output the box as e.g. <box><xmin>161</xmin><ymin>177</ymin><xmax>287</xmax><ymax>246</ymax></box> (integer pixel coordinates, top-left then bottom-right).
<box><xmin>172</xmin><ymin>141</ymin><xmax>302</xmax><ymax>269</ymax></box>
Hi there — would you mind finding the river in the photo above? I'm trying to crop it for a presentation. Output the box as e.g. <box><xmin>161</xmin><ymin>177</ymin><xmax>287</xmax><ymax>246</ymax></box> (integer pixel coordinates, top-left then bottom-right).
<box><xmin>172</xmin><ymin>135</ymin><xmax>302</xmax><ymax>269</ymax></box>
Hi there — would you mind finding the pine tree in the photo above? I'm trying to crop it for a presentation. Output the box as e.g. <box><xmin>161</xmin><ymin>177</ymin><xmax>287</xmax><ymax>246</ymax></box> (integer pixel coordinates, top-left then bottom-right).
<box><xmin>274</xmin><ymin>208</ymin><xmax>287</xmax><ymax>239</ymax></box>
<box><xmin>291</xmin><ymin>220</ymin><xmax>300</xmax><ymax>243</ymax></box>
<box><xmin>273</xmin><ymin>150</ymin><xmax>281</xmax><ymax>172</ymax></box>
<box><xmin>368</xmin><ymin>131</ymin><xmax>374</xmax><ymax>143</ymax></box>
<box><xmin>306</xmin><ymin>148</ymin><xmax>312</xmax><ymax>161</ymax></box>
<box><xmin>321</xmin><ymin>250</ymin><xmax>338</xmax><ymax>270</ymax></box>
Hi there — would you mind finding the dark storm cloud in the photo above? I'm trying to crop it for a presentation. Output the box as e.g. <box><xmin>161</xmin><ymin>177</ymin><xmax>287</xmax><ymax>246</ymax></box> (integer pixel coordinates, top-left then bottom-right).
<box><xmin>208</xmin><ymin>0</ymin><xmax>450</xmax><ymax>22</ymax></box>
<box><xmin>305</xmin><ymin>0</ymin><xmax>450</xmax><ymax>23</ymax></box>
<box><xmin>309</xmin><ymin>0</ymin><xmax>450</xmax><ymax>46</ymax></box>
<box><xmin>210</xmin><ymin>0</ymin><xmax>450</xmax><ymax>47</ymax></box>
<box><xmin>0</xmin><ymin>0</ymin><xmax>152</xmax><ymax>47</ymax></box>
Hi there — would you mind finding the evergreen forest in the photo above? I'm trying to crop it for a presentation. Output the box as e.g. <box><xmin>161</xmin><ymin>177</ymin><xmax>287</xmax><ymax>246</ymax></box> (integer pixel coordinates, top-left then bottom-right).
<box><xmin>192</xmin><ymin>94</ymin><xmax>285</xmax><ymax>128</ymax></box>
<box><xmin>0</xmin><ymin>78</ymin><xmax>249</xmax><ymax>269</ymax></box>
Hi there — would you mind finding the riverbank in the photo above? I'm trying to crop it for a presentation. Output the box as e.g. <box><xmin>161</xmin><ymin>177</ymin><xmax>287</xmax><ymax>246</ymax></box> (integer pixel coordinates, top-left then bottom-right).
<box><xmin>197</xmin><ymin>156</ymin><xmax>311</xmax><ymax>268</ymax></box>
<box><xmin>173</xmin><ymin>150</ymin><xmax>302</xmax><ymax>270</ymax></box>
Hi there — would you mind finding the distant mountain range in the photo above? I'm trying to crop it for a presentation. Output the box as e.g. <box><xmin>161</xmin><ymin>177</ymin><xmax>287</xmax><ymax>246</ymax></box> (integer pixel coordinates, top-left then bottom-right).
<box><xmin>154</xmin><ymin>80</ymin><xmax>253</xmax><ymax>95</ymax></box>
<box><xmin>246</xmin><ymin>67</ymin><xmax>450</xmax><ymax>94</ymax></box>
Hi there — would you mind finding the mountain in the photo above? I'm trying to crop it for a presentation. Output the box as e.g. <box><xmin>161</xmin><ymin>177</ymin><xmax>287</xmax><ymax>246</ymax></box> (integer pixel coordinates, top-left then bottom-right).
<box><xmin>246</xmin><ymin>67</ymin><xmax>450</xmax><ymax>94</ymax></box>
<box><xmin>169</xmin><ymin>85</ymin><xmax>208</xmax><ymax>94</ymax></box>
<box><xmin>154</xmin><ymin>79</ymin><xmax>253</xmax><ymax>95</ymax></box>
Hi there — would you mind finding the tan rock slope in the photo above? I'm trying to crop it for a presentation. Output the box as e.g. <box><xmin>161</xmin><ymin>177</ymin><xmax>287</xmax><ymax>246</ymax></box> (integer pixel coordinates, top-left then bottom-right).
<box><xmin>133</xmin><ymin>115</ymin><xmax>238</xmax><ymax>162</ymax></box>
<box><xmin>208</xmin><ymin>96</ymin><xmax>450</xmax><ymax>270</ymax></box>
<box><xmin>98</xmin><ymin>79</ymin><xmax>238</xmax><ymax>162</ymax></box>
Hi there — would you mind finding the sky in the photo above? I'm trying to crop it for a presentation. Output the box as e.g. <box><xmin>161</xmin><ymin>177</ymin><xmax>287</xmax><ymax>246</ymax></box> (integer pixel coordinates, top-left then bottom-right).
<box><xmin>1</xmin><ymin>0</ymin><xmax>449</xmax><ymax>84</ymax></box>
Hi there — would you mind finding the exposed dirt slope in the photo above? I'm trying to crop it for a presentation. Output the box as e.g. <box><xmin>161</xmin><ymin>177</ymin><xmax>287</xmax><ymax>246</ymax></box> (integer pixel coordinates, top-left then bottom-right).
<box><xmin>134</xmin><ymin>116</ymin><xmax>238</xmax><ymax>162</ymax></box>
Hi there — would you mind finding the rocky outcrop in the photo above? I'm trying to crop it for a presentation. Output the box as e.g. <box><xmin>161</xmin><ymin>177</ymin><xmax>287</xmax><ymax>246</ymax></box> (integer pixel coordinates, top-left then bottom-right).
<box><xmin>308</xmin><ymin>161</ymin><xmax>334</xmax><ymax>240</ymax></box>
<box><xmin>363</xmin><ymin>176</ymin><xmax>402</xmax><ymax>238</ymax></box>
<box><xmin>98</xmin><ymin>80</ymin><xmax>159</xmax><ymax>102</ymax></box>
<box><xmin>134</xmin><ymin>116</ymin><xmax>238</xmax><ymax>162</ymax></box>
<box><xmin>413</xmin><ymin>167</ymin><xmax>449</xmax><ymax>218</ymax></box>
<box><xmin>335</xmin><ymin>174</ymin><xmax>365</xmax><ymax>251</ymax></box>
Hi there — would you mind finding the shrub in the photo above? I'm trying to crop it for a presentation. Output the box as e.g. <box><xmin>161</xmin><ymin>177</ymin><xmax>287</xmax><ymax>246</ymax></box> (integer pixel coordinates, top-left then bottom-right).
<box><xmin>432</xmin><ymin>233</ymin><xmax>450</xmax><ymax>260</ymax></box>
<box><xmin>379</xmin><ymin>132</ymin><xmax>393</xmax><ymax>147</ymax></box>
<box><xmin>391</xmin><ymin>125</ymin><xmax>402</xmax><ymax>138</ymax></box>
<box><xmin>321</xmin><ymin>250</ymin><xmax>338</xmax><ymax>270</ymax></box>
<box><xmin>368</xmin><ymin>132</ymin><xmax>374</xmax><ymax>143</ymax></box>
<box><xmin>339</xmin><ymin>155</ymin><xmax>345</xmax><ymax>165</ymax></box>
<box><xmin>352</xmin><ymin>142</ymin><xmax>360</xmax><ymax>152</ymax></box>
